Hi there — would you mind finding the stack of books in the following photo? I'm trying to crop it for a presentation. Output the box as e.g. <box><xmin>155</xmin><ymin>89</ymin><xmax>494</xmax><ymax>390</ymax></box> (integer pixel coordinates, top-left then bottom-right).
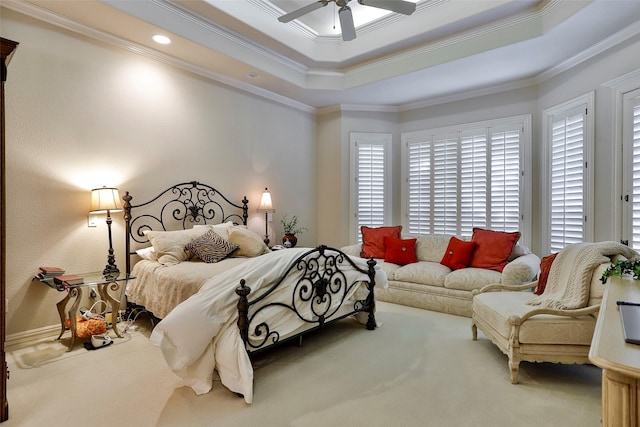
<box><xmin>35</xmin><ymin>266</ymin><xmax>65</xmax><ymax>280</ymax></box>
<box><xmin>53</xmin><ymin>275</ymin><xmax>84</xmax><ymax>287</ymax></box>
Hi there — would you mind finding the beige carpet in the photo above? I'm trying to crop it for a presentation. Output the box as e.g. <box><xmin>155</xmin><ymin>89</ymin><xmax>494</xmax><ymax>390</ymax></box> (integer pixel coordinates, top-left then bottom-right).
<box><xmin>4</xmin><ymin>302</ymin><xmax>601</xmax><ymax>427</ymax></box>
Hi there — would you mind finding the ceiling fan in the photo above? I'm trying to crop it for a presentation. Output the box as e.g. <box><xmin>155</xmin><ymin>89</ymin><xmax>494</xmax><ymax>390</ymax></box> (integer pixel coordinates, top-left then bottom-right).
<box><xmin>277</xmin><ymin>0</ymin><xmax>417</xmax><ymax>41</ymax></box>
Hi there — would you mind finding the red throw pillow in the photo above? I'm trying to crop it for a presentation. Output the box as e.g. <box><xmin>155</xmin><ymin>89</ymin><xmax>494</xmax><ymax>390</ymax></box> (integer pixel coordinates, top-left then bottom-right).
<box><xmin>360</xmin><ymin>225</ymin><xmax>402</xmax><ymax>258</ymax></box>
<box><xmin>535</xmin><ymin>253</ymin><xmax>558</xmax><ymax>295</ymax></box>
<box><xmin>384</xmin><ymin>237</ymin><xmax>417</xmax><ymax>265</ymax></box>
<box><xmin>440</xmin><ymin>237</ymin><xmax>476</xmax><ymax>270</ymax></box>
<box><xmin>469</xmin><ymin>228</ymin><xmax>521</xmax><ymax>272</ymax></box>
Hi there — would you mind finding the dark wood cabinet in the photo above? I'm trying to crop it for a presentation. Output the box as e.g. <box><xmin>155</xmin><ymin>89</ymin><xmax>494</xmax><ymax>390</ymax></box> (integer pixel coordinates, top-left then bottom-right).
<box><xmin>1</xmin><ymin>36</ymin><xmax>19</xmax><ymax>423</ymax></box>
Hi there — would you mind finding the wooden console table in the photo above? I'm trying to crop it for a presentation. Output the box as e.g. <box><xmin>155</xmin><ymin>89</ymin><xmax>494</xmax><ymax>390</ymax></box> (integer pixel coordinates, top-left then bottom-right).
<box><xmin>590</xmin><ymin>275</ymin><xmax>640</xmax><ymax>426</ymax></box>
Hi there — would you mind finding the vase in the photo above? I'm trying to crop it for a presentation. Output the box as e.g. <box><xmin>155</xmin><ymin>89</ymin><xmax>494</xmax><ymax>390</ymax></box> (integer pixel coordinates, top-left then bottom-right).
<box><xmin>283</xmin><ymin>233</ymin><xmax>297</xmax><ymax>248</ymax></box>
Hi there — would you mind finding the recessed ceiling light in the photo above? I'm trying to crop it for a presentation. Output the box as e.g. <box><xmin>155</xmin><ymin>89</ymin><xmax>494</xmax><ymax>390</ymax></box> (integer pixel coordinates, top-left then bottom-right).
<box><xmin>152</xmin><ymin>35</ymin><xmax>171</xmax><ymax>45</ymax></box>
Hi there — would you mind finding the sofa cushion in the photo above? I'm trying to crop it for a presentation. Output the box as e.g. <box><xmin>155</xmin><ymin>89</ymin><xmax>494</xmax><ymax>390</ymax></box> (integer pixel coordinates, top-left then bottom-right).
<box><xmin>415</xmin><ymin>234</ymin><xmax>457</xmax><ymax>263</ymax></box>
<box><xmin>440</xmin><ymin>237</ymin><xmax>476</xmax><ymax>270</ymax></box>
<box><xmin>444</xmin><ymin>267</ymin><xmax>502</xmax><ymax>292</ymax></box>
<box><xmin>473</xmin><ymin>291</ymin><xmax>596</xmax><ymax>345</ymax></box>
<box><xmin>393</xmin><ymin>261</ymin><xmax>449</xmax><ymax>287</ymax></box>
<box><xmin>360</xmin><ymin>225</ymin><xmax>402</xmax><ymax>258</ymax></box>
<box><xmin>469</xmin><ymin>228</ymin><xmax>520</xmax><ymax>272</ymax></box>
<box><xmin>384</xmin><ymin>237</ymin><xmax>417</xmax><ymax>265</ymax></box>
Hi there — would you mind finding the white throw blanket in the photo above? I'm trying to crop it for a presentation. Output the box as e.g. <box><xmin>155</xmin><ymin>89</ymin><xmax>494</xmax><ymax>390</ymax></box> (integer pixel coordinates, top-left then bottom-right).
<box><xmin>149</xmin><ymin>248</ymin><xmax>388</xmax><ymax>403</ymax></box>
<box><xmin>527</xmin><ymin>241</ymin><xmax>638</xmax><ymax>309</ymax></box>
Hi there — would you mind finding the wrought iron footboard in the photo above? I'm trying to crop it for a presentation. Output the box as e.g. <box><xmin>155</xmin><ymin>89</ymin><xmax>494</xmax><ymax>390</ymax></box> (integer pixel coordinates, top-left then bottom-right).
<box><xmin>235</xmin><ymin>245</ymin><xmax>377</xmax><ymax>354</ymax></box>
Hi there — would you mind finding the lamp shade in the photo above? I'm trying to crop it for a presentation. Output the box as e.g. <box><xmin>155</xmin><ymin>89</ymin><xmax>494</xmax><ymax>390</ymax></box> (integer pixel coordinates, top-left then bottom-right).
<box><xmin>256</xmin><ymin>187</ymin><xmax>275</xmax><ymax>213</ymax></box>
<box><xmin>90</xmin><ymin>187</ymin><xmax>122</xmax><ymax>213</ymax></box>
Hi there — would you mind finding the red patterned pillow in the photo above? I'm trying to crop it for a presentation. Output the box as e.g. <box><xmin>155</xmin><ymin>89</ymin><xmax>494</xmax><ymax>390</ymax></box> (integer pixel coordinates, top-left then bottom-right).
<box><xmin>469</xmin><ymin>228</ymin><xmax>521</xmax><ymax>272</ymax></box>
<box><xmin>440</xmin><ymin>237</ymin><xmax>476</xmax><ymax>270</ymax></box>
<box><xmin>360</xmin><ymin>225</ymin><xmax>402</xmax><ymax>258</ymax></box>
<box><xmin>535</xmin><ymin>253</ymin><xmax>558</xmax><ymax>295</ymax></box>
<box><xmin>384</xmin><ymin>237</ymin><xmax>417</xmax><ymax>265</ymax></box>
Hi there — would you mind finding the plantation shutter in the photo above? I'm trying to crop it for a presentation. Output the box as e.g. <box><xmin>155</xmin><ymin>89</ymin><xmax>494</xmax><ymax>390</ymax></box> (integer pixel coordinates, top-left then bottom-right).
<box><xmin>549</xmin><ymin>106</ymin><xmax>586</xmax><ymax>252</ymax></box>
<box><xmin>406</xmin><ymin>122</ymin><xmax>522</xmax><ymax>237</ymax></box>
<box><xmin>407</xmin><ymin>139</ymin><xmax>432</xmax><ymax>234</ymax></box>
<box><xmin>354</xmin><ymin>136</ymin><xmax>389</xmax><ymax>242</ymax></box>
<box><xmin>460</xmin><ymin>130</ymin><xmax>487</xmax><ymax>236</ymax></box>
<box><xmin>433</xmin><ymin>135</ymin><xmax>458</xmax><ymax>235</ymax></box>
<box><xmin>628</xmin><ymin>94</ymin><xmax>640</xmax><ymax>248</ymax></box>
<box><xmin>490</xmin><ymin>127</ymin><xmax>521</xmax><ymax>232</ymax></box>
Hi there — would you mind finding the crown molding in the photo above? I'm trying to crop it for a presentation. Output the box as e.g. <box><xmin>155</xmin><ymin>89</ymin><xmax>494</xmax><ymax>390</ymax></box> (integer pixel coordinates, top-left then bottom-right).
<box><xmin>535</xmin><ymin>18</ymin><xmax>640</xmax><ymax>84</ymax></box>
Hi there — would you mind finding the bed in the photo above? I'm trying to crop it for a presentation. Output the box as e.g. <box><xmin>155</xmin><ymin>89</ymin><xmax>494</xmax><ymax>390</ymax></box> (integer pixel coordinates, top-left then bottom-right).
<box><xmin>122</xmin><ymin>181</ymin><xmax>386</xmax><ymax>402</ymax></box>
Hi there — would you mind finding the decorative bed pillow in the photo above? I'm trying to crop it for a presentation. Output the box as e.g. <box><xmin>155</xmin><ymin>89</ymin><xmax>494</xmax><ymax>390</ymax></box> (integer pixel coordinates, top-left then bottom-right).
<box><xmin>135</xmin><ymin>246</ymin><xmax>157</xmax><ymax>261</ymax></box>
<box><xmin>440</xmin><ymin>237</ymin><xmax>476</xmax><ymax>270</ymax></box>
<box><xmin>469</xmin><ymin>228</ymin><xmax>521</xmax><ymax>272</ymax></box>
<box><xmin>534</xmin><ymin>252</ymin><xmax>558</xmax><ymax>295</ymax></box>
<box><xmin>384</xmin><ymin>237</ymin><xmax>417</xmax><ymax>265</ymax></box>
<box><xmin>184</xmin><ymin>230</ymin><xmax>239</xmax><ymax>263</ymax></box>
<box><xmin>145</xmin><ymin>228</ymin><xmax>210</xmax><ymax>265</ymax></box>
<box><xmin>361</xmin><ymin>225</ymin><xmax>402</xmax><ymax>259</ymax></box>
<box><xmin>228</xmin><ymin>226</ymin><xmax>270</xmax><ymax>257</ymax></box>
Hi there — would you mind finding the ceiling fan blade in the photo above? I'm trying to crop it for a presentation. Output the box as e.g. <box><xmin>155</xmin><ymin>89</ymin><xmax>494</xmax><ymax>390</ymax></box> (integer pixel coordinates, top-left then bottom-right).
<box><xmin>339</xmin><ymin>6</ymin><xmax>356</xmax><ymax>41</ymax></box>
<box><xmin>358</xmin><ymin>0</ymin><xmax>417</xmax><ymax>15</ymax></box>
<box><xmin>278</xmin><ymin>1</ymin><xmax>329</xmax><ymax>23</ymax></box>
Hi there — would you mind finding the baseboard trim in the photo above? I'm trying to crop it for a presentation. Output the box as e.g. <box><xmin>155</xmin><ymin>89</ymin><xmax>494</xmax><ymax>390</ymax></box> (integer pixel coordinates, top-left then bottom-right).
<box><xmin>6</xmin><ymin>324</ymin><xmax>60</xmax><ymax>349</ymax></box>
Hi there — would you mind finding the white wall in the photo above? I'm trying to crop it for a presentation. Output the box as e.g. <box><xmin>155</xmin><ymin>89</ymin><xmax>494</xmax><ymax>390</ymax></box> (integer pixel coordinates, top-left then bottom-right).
<box><xmin>2</xmin><ymin>10</ymin><xmax>316</xmax><ymax>335</ymax></box>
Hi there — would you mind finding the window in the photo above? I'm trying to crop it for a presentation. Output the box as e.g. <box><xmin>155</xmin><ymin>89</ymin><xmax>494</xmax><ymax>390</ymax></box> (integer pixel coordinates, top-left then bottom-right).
<box><xmin>350</xmin><ymin>132</ymin><xmax>391</xmax><ymax>243</ymax></box>
<box><xmin>401</xmin><ymin>116</ymin><xmax>530</xmax><ymax>242</ymax></box>
<box><xmin>542</xmin><ymin>93</ymin><xmax>594</xmax><ymax>253</ymax></box>
<box><xmin>622</xmin><ymin>88</ymin><xmax>640</xmax><ymax>249</ymax></box>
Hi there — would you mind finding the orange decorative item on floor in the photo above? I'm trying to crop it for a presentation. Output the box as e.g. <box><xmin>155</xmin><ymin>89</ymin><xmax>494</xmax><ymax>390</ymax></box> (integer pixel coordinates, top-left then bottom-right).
<box><xmin>64</xmin><ymin>315</ymin><xmax>107</xmax><ymax>338</ymax></box>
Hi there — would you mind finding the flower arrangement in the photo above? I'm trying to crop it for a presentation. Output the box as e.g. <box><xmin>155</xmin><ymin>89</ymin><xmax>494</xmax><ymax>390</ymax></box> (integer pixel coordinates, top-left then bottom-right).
<box><xmin>600</xmin><ymin>258</ymin><xmax>640</xmax><ymax>284</ymax></box>
<box><xmin>281</xmin><ymin>214</ymin><xmax>308</xmax><ymax>235</ymax></box>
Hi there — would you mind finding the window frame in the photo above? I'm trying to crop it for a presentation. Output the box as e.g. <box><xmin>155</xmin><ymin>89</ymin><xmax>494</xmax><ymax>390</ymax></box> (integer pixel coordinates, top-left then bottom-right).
<box><xmin>400</xmin><ymin>115</ymin><xmax>532</xmax><ymax>247</ymax></box>
<box><xmin>541</xmin><ymin>92</ymin><xmax>595</xmax><ymax>253</ymax></box>
<box><xmin>349</xmin><ymin>132</ymin><xmax>392</xmax><ymax>244</ymax></box>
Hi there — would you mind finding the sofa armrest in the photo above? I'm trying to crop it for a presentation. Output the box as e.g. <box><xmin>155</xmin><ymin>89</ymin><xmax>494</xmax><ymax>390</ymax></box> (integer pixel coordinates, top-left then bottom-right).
<box><xmin>341</xmin><ymin>244</ymin><xmax>362</xmax><ymax>258</ymax></box>
<box><xmin>510</xmin><ymin>304</ymin><xmax>601</xmax><ymax>325</ymax></box>
<box><xmin>473</xmin><ymin>281</ymin><xmax>537</xmax><ymax>296</ymax></box>
<box><xmin>501</xmin><ymin>253</ymin><xmax>541</xmax><ymax>286</ymax></box>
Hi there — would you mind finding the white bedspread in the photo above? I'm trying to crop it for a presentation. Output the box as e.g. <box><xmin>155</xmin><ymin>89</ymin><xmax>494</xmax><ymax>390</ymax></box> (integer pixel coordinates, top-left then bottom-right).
<box><xmin>149</xmin><ymin>248</ymin><xmax>387</xmax><ymax>403</ymax></box>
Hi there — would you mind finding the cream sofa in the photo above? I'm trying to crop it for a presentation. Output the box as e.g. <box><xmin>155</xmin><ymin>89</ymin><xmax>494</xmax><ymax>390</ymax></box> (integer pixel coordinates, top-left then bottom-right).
<box><xmin>342</xmin><ymin>234</ymin><xmax>540</xmax><ymax>317</ymax></box>
<box><xmin>471</xmin><ymin>242</ymin><xmax>637</xmax><ymax>383</ymax></box>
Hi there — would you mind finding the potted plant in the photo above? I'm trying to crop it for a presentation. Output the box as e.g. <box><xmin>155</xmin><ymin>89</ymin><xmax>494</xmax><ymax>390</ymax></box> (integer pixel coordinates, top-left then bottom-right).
<box><xmin>280</xmin><ymin>214</ymin><xmax>308</xmax><ymax>248</ymax></box>
<box><xmin>600</xmin><ymin>258</ymin><xmax>640</xmax><ymax>284</ymax></box>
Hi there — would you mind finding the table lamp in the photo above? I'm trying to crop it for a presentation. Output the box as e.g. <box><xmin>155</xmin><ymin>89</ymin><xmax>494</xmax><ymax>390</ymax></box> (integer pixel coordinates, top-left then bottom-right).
<box><xmin>90</xmin><ymin>186</ymin><xmax>123</xmax><ymax>276</ymax></box>
<box><xmin>256</xmin><ymin>187</ymin><xmax>275</xmax><ymax>245</ymax></box>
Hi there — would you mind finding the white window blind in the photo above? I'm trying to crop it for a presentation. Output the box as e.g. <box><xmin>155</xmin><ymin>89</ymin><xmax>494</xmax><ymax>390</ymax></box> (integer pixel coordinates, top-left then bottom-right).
<box><xmin>351</xmin><ymin>133</ymin><xmax>391</xmax><ymax>243</ymax></box>
<box><xmin>405</xmin><ymin>121</ymin><xmax>522</xmax><ymax>237</ymax></box>
<box><xmin>625</xmin><ymin>91</ymin><xmax>640</xmax><ymax>248</ymax></box>
<box><xmin>549</xmin><ymin>106</ymin><xmax>586</xmax><ymax>251</ymax></box>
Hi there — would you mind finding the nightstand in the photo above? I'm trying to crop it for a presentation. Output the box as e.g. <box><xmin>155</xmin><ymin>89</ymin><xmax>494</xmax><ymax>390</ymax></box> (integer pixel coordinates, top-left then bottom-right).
<box><xmin>37</xmin><ymin>271</ymin><xmax>134</xmax><ymax>351</ymax></box>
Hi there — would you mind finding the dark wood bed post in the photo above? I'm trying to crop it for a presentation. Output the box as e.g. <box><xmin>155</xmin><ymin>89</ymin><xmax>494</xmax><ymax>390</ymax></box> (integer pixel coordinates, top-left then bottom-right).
<box><xmin>1</xmin><ymin>37</ymin><xmax>19</xmax><ymax>423</ymax></box>
<box><xmin>235</xmin><ymin>279</ymin><xmax>251</xmax><ymax>344</ymax></box>
<box><xmin>122</xmin><ymin>191</ymin><xmax>132</xmax><ymax>274</ymax></box>
<box><xmin>365</xmin><ymin>257</ymin><xmax>377</xmax><ymax>330</ymax></box>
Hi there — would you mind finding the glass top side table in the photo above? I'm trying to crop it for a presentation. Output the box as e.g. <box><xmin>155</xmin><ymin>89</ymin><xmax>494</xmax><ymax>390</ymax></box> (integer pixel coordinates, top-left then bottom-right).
<box><xmin>38</xmin><ymin>271</ymin><xmax>135</xmax><ymax>351</ymax></box>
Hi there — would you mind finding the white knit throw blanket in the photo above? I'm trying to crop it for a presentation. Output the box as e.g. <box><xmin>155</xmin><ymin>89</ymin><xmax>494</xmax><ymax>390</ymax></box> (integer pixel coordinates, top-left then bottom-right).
<box><xmin>527</xmin><ymin>241</ymin><xmax>638</xmax><ymax>310</ymax></box>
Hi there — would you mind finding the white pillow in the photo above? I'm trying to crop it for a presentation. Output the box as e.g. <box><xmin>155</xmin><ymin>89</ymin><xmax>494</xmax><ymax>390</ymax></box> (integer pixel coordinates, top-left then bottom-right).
<box><xmin>228</xmin><ymin>227</ymin><xmax>270</xmax><ymax>257</ymax></box>
<box><xmin>144</xmin><ymin>228</ymin><xmax>209</xmax><ymax>265</ymax></box>
<box><xmin>135</xmin><ymin>246</ymin><xmax>157</xmax><ymax>261</ymax></box>
<box><xmin>194</xmin><ymin>221</ymin><xmax>234</xmax><ymax>240</ymax></box>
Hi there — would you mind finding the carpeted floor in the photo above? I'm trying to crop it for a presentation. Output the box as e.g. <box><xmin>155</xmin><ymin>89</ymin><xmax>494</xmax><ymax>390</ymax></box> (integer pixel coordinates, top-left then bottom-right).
<box><xmin>4</xmin><ymin>302</ymin><xmax>601</xmax><ymax>427</ymax></box>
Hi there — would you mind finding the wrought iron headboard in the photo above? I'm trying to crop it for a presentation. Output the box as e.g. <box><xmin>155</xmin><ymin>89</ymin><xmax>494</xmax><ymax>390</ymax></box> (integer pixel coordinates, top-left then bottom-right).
<box><xmin>122</xmin><ymin>181</ymin><xmax>248</xmax><ymax>273</ymax></box>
